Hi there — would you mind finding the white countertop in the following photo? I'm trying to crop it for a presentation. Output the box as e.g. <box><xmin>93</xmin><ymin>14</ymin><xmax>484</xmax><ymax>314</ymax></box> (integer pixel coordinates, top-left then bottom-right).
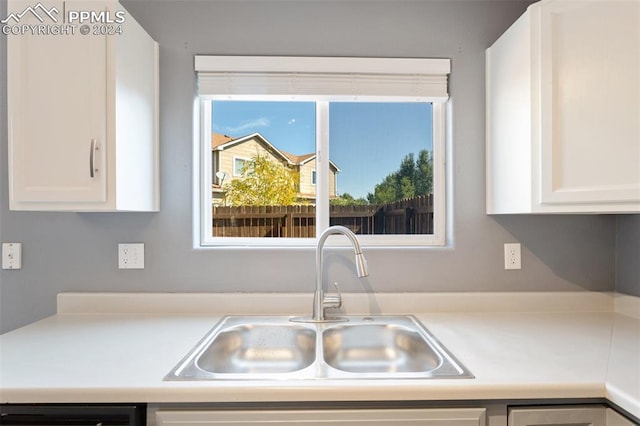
<box><xmin>0</xmin><ymin>292</ymin><xmax>638</xmax><ymax>419</ymax></box>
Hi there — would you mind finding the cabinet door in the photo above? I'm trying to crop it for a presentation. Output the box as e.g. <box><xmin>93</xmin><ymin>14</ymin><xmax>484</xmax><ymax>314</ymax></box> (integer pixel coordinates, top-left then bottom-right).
<box><xmin>537</xmin><ymin>0</ymin><xmax>640</xmax><ymax>207</ymax></box>
<box><xmin>606</xmin><ymin>409</ymin><xmax>636</xmax><ymax>426</ymax></box>
<box><xmin>509</xmin><ymin>406</ymin><xmax>606</xmax><ymax>426</ymax></box>
<box><xmin>156</xmin><ymin>408</ymin><xmax>486</xmax><ymax>426</ymax></box>
<box><xmin>7</xmin><ymin>0</ymin><xmax>107</xmax><ymax>205</ymax></box>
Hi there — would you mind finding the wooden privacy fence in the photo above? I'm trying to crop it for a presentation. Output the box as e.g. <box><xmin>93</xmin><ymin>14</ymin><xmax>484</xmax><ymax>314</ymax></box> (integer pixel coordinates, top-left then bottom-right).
<box><xmin>212</xmin><ymin>195</ymin><xmax>433</xmax><ymax>238</ymax></box>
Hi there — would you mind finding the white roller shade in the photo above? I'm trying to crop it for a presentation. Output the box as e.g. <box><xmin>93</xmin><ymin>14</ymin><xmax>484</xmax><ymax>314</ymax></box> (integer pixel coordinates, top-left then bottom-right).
<box><xmin>195</xmin><ymin>56</ymin><xmax>451</xmax><ymax>100</ymax></box>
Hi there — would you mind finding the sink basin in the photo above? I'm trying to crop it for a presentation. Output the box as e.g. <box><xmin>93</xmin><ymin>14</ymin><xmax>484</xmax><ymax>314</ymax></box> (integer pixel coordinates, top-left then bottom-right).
<box><xmin>165</xmin><ymin>316</ymin><xmax>473</xmax><ymax>381</ymax></box>
<box><xmin>320</xmin><ymin>316</ymin><xmax>472</xmax><ymax>379</ymax></box>
<box><xmin>323</xmin><ymin>324</ymin><xmax>442</xmax><ymax>374</ymax></box>
<box><xmin>166</xmin><ymin>318</ymin><xmax>317</xmax><ymax>380</ymax></box>
<box><xmin>197</xmin><ymin>324</ymin><xmax>316</xmax><ymax>374</ymax></box>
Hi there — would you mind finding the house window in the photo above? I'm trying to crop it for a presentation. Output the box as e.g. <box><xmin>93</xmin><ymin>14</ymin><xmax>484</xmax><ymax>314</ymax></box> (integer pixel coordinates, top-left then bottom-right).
<box><xmin>233</xmin><ymin>156</ymin><xmax>251</xmax><ymax>177</ymax></box>
<box><xmin>195</xmin><ymin>56</ymin><xmax>450</xmax><ymax>247</ymax></box>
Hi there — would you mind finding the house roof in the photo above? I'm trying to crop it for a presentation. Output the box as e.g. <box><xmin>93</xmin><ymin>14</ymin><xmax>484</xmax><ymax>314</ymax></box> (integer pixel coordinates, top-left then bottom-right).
<box><xmin>281</xmin><ymin>151</ymin><xmax>315</xmax><ymax>165</ymax></box>
<box><xmin>212</xmin><ymin>132</ymin><xmax>293</xmax><ymax>165</ymax></box>
<box><xmin>286</xmin><ymin>152</ymin><xmax>340</xmax><ymax>172</ymax></box>
<box><xmin>212</xmin><ymin>133</ymin><xmax>235</xmax><ymax>148</ymax></box>
<box><xmin>211</xmin><ymin>132</ymin><xmax>340</xmax><ymax>171</ymax></box>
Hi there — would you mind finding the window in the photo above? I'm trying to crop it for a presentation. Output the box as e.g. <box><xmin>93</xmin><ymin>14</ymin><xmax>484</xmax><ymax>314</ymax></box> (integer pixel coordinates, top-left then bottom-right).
<box><xmin>233</xmin><ymin>156</ymin><xmax>251</xmax><ymax>177</ymax></box>
<box><xmin>195</xmin><ymin>56</ymin><xmax>450</xmax><ymax>247</ymax></box>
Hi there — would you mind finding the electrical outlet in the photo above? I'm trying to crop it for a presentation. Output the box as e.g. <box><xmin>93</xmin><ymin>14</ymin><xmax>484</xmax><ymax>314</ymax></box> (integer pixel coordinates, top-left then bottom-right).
<box><xmin>118</xmin><ymin>243</ymin><xmax>144</xmax><ymax>269</ymax></box>
<box><xmin>504</xmin><ymin>243</ymin><xmax>521</xmax><ymax>270</ymax></box>
<box><xmin>2</xmin><ymin>243</ymin><xmax>22</xmax><ymax>270</ymax></box>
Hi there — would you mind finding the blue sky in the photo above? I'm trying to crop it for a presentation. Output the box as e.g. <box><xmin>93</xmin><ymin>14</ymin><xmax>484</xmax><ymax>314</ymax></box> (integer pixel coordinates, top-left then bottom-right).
<box><xmin>212</xmin><ymin>101</ymin><xmax>433</xmax><ymax>199</ymax></box>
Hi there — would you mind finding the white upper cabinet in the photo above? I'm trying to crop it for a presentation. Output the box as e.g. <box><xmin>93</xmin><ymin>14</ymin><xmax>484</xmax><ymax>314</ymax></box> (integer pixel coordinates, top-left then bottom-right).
<box><xmin>7</xmin><ymin>0</ymin><xmax>159</xmax><ymax>211</ymax></box>
<box><xmin>486</xmin><ymin>0</ymin><xmax>640</xmax><ymax>214</ymax></box>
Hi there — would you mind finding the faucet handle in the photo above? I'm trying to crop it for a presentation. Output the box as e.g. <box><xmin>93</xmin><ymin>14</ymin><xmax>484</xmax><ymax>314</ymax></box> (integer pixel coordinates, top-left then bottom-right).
<box><xmin>323</xmin><ymin>282</ymin><xmax>342</xmax><ymax>309</ymax></box>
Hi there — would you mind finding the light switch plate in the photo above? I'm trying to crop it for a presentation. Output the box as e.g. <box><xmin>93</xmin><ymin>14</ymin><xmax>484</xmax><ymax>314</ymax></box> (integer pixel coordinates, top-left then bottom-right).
<box><xmin>118</xmin><ymin>243</ymin><xmax>144</xmax><ymax>269</ymax></box>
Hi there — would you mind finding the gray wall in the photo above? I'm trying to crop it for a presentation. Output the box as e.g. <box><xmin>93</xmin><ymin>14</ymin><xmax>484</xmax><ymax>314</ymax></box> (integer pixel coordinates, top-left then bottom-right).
<box><xmin>616</xmin><ymin>216</ymin><xmax>640</xmax><ymax>296</ymax></box>
<box><xmin>1</xmin><ymin>0</ymin><xmax>627</xmax><ymax>333</ymax></box>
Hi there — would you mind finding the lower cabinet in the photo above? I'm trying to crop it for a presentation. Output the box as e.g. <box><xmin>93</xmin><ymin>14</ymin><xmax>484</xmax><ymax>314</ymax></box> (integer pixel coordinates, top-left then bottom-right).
<box><xmin>508</xmin><ymin>405</ymin><xmax>637</xmax><ymax>426</ymax></box>
<box><xmin>509</xmin><ymin>405</ymin><xmax>606</xmax><ymax>426</ymax></box>
<box><xmin>155</xmin><ymin>408</ymin><xmax>487</xmax><ymax>426</ymax></box>
<box><xmin>152</xmin><ymin>405</ymin><xmax>638</xmax><ymax>426</ymax></box>
<box><xmin>606</xmin><ymin>408</ymin><xmax>637</xmax><ymax>426</ymax></box>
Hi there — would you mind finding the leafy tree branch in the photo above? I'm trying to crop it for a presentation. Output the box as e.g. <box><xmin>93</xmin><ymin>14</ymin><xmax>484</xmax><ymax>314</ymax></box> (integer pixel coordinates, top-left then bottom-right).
<box><xmin>223</xmin><ymin>155</ymin><xmax>299</xmax><ymax>206</ymax></box>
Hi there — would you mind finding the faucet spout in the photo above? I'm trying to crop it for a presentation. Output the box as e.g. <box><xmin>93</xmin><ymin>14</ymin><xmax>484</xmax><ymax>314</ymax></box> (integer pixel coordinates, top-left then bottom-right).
<box><xmin>312</xmin><ymin>225</ymin><xmax>368</xmax><ymax>322</ymax></box>
<box><xmin>354</xmin><ymin>252</ymin><xmax>368</xmax><ymax>278</ymax></box>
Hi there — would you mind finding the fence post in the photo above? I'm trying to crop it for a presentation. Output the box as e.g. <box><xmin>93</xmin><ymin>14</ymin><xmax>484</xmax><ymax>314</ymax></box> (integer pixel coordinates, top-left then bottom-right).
<box><xmin>405</xmin><ymin>207</ymin><xmax>414</xmax><ymax>234</ymax></box>
<box><xmin>374</xmin><ymin>207</ymin><xmax>385</xmax><ymax>234</ymax></box>
<box><xmin>286</xmin><ymin>209</ymin><xmax>293</xmax><ymax>238</ymax></box>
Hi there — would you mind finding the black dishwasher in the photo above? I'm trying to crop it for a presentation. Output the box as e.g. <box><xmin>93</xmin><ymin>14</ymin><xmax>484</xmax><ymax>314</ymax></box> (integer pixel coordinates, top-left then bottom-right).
<box><xmin>0</xmin><ymin>404</ymin><xmax>146</xmax><ymax>425</ymax></box>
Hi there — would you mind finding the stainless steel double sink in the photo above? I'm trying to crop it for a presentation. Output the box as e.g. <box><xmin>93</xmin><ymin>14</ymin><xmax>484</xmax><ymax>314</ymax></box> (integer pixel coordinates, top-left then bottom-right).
<box><xmin>165</xmin><ymin>316</ymin><xmax>473</xmax><ymax>381</ymax></box>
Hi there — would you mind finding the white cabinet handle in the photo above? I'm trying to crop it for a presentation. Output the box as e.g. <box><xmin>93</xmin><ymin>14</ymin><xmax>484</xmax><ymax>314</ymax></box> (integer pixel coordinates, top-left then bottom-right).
<box><xmin>89</xmin><ymin>139</ymin><xmax>99</xmax><ymax>178</ymax></box>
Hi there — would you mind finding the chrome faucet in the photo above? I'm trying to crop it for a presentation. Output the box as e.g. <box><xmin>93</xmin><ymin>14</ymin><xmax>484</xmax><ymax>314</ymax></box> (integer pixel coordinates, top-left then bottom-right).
<box><xmin>293</xmin><ymin>225</ymin><xmax>368</xmax><ymax>323</ymax></box>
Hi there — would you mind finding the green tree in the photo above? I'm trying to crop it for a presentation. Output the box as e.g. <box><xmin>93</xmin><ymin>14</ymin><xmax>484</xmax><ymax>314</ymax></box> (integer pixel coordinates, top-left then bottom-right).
<box><xmin>398</xmin><ymin>153</ymin><xmax>416</xmax><ymax>184</ymax></box>
<box><xmin>415</xmin><ymin>149</ymin><xmax>433</xmax><ymax>196</ymax></box>
<box><xmin>330</xmin><ymin>192</ymin><xmax>368</xmax><ymax>206</ymax></box>
<box><xmin>367</xmin><ymin>149</ymin><xmax>432</xmax><ymax>204</ymax></box>
<box><xmin>223</xmin><ymin>154</ymin><xmax>299</xmax><ymax>206</ymax></box>
<box><xmin>399</xmin><ymin>176</ymin><xmax>415</xmax><ymax>199</ymax></box>
<box><xmin>367</xmin><ymin>174</ymin><xmax>397</xmax><ymax>204</ymax></box>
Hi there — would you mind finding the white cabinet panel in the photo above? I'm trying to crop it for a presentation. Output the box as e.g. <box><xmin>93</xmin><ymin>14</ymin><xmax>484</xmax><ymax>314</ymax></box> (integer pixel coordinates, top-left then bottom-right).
<box><xmin>156</xmin><ymin>408</ymin><xmax>487</xmax><ymax>426</ymax></box>
<box><xmin>606</xmin><ymin>408</ymin><xmax>636</xmax><ymax>426</ymax></box>
<box><xmin>509</xmin><ymin>406</ymin><xmax>606</xmax><ymax>426</ymax></box>
<box><xmin>7</xmin><ymin>0</ymin><xmax>159</xmax><ymax>211</ymax></box>
<box><xmin>8</xmin><ymin>0</ymin><xmax>107</xmax><ymax>204</ymax></box>
<box><xmin>486</xmin><ymin>0</ymin><xmax>640</xmax><ymax>214</ymax></box>
<box><xmin>538</xmin><ymin>1</ymin><xmax>640</xmax><ymax>207</ymax></box>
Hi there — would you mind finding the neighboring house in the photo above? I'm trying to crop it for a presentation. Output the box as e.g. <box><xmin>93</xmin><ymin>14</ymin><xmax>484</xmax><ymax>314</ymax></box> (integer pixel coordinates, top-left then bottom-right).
<box><xmin>211</xmin><ymin>132</ymin><xmax>339</xmax><ymax>205</ymax></box>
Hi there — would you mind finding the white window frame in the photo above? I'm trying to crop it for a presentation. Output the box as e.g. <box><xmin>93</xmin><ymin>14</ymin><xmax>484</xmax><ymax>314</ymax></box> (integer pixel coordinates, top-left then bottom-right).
<box><xmin>311</xmin><ymin>169</ymin><xmax>317</xmax><ymax>186</ymax></box>
<box><xmin>193</xmin><ymin>56</ymin><xmax>449</xmax><ymax>248</ymax></box>
<box><xmin>232</xmin><ymin>156</ymin><xmax>251</xmax><ymax>177</ymax></box>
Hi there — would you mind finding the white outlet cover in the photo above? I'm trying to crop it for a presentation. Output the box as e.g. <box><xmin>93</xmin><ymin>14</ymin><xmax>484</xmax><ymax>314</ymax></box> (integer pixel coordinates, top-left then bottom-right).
<box><xmin>118</xmin><ymin>243</ymin><xmax>144</xmax><ymax>269</ymax></box>
<box><xmin>504</xmin><ymin>243</ymin><xmax>522</xmax><ymax>270</ymax></box>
